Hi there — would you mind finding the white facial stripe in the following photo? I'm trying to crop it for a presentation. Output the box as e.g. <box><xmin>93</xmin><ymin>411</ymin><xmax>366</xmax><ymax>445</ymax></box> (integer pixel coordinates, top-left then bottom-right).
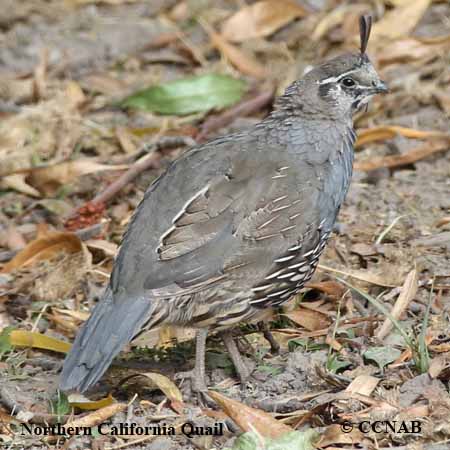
<box><xmin>318</xmin><ymin>68</ymin><xmax>360</xmax><ymax>85</ymax></box>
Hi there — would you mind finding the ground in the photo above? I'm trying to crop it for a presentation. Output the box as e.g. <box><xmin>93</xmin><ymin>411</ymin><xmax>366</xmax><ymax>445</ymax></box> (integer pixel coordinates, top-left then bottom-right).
<box><xmin>0</xmin><ymin>1</ymin><xmax>449</xmax><ymax>449</ymax></box>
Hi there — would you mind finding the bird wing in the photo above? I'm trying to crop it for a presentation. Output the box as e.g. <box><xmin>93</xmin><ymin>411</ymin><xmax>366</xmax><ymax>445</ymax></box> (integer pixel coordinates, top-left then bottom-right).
<box><xmin>110</xmin><ymin>137</ymin><xmax>313</xmax><ymax>300</ymax></box>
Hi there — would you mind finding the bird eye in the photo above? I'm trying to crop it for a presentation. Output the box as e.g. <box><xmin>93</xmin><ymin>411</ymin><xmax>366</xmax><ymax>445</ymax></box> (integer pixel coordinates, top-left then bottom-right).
<box><xmin>342</xmin><ymin>77</ymin><xmax>356</xmax><ymax>87</ymax></box>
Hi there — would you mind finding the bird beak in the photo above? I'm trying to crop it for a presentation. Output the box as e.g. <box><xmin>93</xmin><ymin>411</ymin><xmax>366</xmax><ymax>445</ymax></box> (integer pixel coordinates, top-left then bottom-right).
<box><xmin>373</xmin><ymin>80</ymin><xmax>389</xmax><ymax>94</ymax></box>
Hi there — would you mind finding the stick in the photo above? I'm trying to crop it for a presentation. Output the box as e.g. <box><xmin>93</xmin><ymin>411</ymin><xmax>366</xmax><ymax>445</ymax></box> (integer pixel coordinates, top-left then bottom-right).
<box><xmin>91</xmin><ymin>136</ymin><xmax>195</xmax><ymax>205</ymax></box>
<box><xmin>197</xmin><ymin>88</ymin><xmax>275</xmax><ymax>142</ymax></box>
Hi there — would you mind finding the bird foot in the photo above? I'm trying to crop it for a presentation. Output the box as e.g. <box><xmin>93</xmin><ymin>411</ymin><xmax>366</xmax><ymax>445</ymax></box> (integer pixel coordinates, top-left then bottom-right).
<box><xmin>175</xmin><ymin>370</ymin><xmax>215</xmax><ymax>407</ymax></box>
<box><xmin>234</xmin><ymin>361</ymin><xmax>252</xmax><ymax>384</ymax></box>
<box><xmin>258</xmin><ymin>321</ymin><xmax>280</xmax><ymax>355</ymax></box>
<box><xmin>175</xmin><ymin>369</ymin><xmax>208</xmax><ymax>394</ymax></box>
<box><xmin>221</xmin><ymin>330</ymin><xmax>253</xmax><ymax>384</ymax></box>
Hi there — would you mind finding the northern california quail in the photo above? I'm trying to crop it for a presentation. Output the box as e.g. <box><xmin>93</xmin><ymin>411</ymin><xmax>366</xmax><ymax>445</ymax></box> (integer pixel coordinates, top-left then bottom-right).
<box><xmin>60</xmin><ymin>16</ymin><xmax>387</xmax><ymax>394</ymax></box>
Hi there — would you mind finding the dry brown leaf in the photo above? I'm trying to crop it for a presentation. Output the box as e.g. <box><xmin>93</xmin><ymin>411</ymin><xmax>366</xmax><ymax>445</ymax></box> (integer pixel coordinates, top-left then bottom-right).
<box><xmin>378</xmin><ymin>37</ymin><xmax>450</xmax><ymax>66</ymax></box>
<box><xmin>34</xmin><ymin>247</ymin><xmax>92</xmax><ymax>301</ymax></box>
<box><xmin>0</xmin><ymin>410</ymin><xmax>17</xmax><ymax>433</ymax></box>
<box><xmin>434</xmin><ymin>91</ymin><xmax>450</xmax><ymax>115</ymax></box>
<box><xmin>221</xmin><ymin>0</ymin><xmax>307</xmax><ymax>42</ymax></box>
<box><xmin>0</xmin><ymin>77</ymin><xmax>34</xmax><ymax>103</ymax></box>
<box><xmin>48</xmin><ymin>310</ymin><xmax>82</xmax><ymax>332</ymax></box>
<box><xmin>392</xmin><ymin>331</ymin><xmax>434</xmax><ymax>366</ymax></box>
<box><xmin>376</xmin><ymin>269</ymin><xmax>418</xmax><ymax>340</ymax></box>
<box><xmin>355</xmin><ymin>126</ymin><xmax>450</xmax><ymax>148</ymax></box>
<box><xmin>301</xmin><ymin>300</ymin><xmax>334</xmax><ymax>316</ymax></box>
<box><xmin>65</xmin><ymin>81</ymin><xmax>86</xmax><ymax>109</ymax></box>
<box><xmin>27</xmin><ymin>159</ymin><xmax>128</xmax><ymax>196</ymax></box>
<box><xmin>201</xmin><ymin>21</ymin><xmax>266</xmax><ymax>79</ymax></box>
<box><xmin>318</xmin><ymin>264</ymin><xmax>399</xmax><ymax>287</ymax></box>
<box><xmin>208</xmin><ymin>390</ymin><xmax>292</xmax><ymax>438</ymax></box>
<box><xmin>350</xmin><ymin>242</ymin><xmax>378</xmax><ymax>257</ymax></box>
<box><xmin>86</xmin><ymin>239</ymin><xmax>118</xmax><ymax>256</ymax></box>
<box><xmin>0</xmin><ymin>117</ymin><xmax>56</xmax><ymax>177</ymax></box>
<box><xmin>0</xmin><ymin>173</ymin><xmax>41</xmax><ymax>198</ymax></box>
<box><xmin>371</xmin><ymin>0</ymin><xmax>431</xmax><ymax>42</ymax></box>
<box><xmin>0</xmin><ymin>227</ymin><xmax>26</xmax><ymax>251</ymax></box>
<box><xmin>2</xmin><ymin>231</ymin><xmax>83</xmax><ymax>272</ymax></box>
<box><xmin>305</xmin><ymin>281</ymin><xmax>346</xmax><ymax>299</ymax></box>
<box><xmin>64</xmin><ymin>402</ymin><xmax>127</xmax><ymax>429</ymax></box>
<box><xmin>435</xmin><ymin>216</ymin><xmax>450</xmax><ymax>228</ymax></box>
<box><xmin>325</xmin><ymin>336</ymin><xmax>343</xmax><ymax>352</ymax></box>
<box><xmin>312</xmin><ymin>5</ymin><xmax>360</xmax><ymax>42</ymax></box>
<box><xmin>52</xmin><ymin>308</ymin><xmax>90</xmax><ymax>322</ymax></box>
<box><xmin>317</xmin><ymin>424</ymin><xmax>363</xmax><ymax>448</ymax></box>
<box><xmin>285</xmin><ymin>307</ymin><xmax>330</xmax><ymax>332</ymax></box>
<box><xmin>137</xmin><ymin>372</ymin><xmax>183</xmax><ymax>406</ymax></box>
<box><xmin>0</xmin><ymin>93</ymin><xmax>83</xmax><ymax>177</ymax></box>
<box><xmin>354</xmin><ymin>140</ymin><xmax>450</xmax><ymax>172</ymax></box>
<box><xmin>346</xmin><ymin>375</ymin><xmax>379</xmax><ymax>396</ymax></box>
<box><xmin>115</xmin><ymin>126</ymin><xmax>139</xmax><ymax>154</ymax></box>
<box><xmin>428</xmin><ymin>355</ymin><xmax>449</xmax><ymax>379</ymax></box>
<box><xmin>429</xmin><ymin>343</ymin><xmax>450</xmax><ymax>353</ymax></box>
<box><xmin>80</xmin><ymin>73</ymin><xmax>128</xmax><ymax>95</ymax></box>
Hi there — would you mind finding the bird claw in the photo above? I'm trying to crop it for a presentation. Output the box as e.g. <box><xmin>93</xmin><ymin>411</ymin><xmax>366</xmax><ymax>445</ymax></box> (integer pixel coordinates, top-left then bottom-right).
<box><xmin>175</xmin><ymin>369</ymin><xmax>208</xmax><ymax>393</ymax></box>
<box><xmin>175</xmin><ymin>370</ymin><xmax>215</xmax><ymax>407</ymax></box>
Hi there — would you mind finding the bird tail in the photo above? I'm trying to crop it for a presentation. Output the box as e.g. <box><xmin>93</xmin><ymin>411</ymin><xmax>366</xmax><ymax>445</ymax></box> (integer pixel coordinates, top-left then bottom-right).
<box><xmin>59</xmin><ymin>287</ymin><xmax>155</xmax><ymax>393</ymax></box>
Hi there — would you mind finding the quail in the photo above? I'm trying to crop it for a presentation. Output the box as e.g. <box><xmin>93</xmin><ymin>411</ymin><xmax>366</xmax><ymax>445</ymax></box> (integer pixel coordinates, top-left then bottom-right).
<box><xmin>60</xmin><ymin>16</ymin><xmax>387</xmax><ymax>394</ymax></box>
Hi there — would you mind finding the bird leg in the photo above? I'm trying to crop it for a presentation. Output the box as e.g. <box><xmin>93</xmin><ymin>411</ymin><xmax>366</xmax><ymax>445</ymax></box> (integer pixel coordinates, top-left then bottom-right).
<box><xmin>258</xmin><ymin>321</ymin><xmax>280</xmax><ymax>354</ymax></box>
<box><xmin>175</xmin><ymin>328</ymin><xmax>209</xmax><ymax>394</ymax></box>
<box><xmin>220</xmin><ymin>330</ymin><xmax>251</xmax><ymax>383</ymax></box>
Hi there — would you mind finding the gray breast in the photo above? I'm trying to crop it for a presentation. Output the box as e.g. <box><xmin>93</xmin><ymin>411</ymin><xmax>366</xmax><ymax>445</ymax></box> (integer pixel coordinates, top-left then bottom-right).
<box><xmin>248</xmin><ymin>124</ymin><xmax>355</xmax><ymax>309</ymax></box>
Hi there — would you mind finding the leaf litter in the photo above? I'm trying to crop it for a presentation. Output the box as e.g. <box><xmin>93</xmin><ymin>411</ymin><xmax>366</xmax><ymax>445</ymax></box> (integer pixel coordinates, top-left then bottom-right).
<box><xmin>0</xmin><ymin>1</ymin><xmax>449</xmax><ymax>449</ymax></box>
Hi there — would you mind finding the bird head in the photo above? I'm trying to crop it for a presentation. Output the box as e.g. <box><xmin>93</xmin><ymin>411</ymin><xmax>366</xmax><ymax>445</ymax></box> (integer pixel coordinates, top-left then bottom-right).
<box><xmin>277</xmin><ymin>16</ymin><xmax>388</xmax><ymax>120</ymax></box>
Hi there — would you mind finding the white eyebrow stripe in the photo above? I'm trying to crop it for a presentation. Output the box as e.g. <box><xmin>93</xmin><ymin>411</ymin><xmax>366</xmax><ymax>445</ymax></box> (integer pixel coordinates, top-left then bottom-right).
<box><xmin>318</xmin><ymin>69</ymin><xmax>361</xmax><ymax>85</ymax></box>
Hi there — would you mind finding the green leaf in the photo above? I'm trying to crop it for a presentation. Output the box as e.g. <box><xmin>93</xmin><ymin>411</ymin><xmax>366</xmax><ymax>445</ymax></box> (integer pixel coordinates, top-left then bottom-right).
<box><xmin>363</xmin><ymin>346</ymin><xmax>402</xmax><ymax>370</ymax></box>
<box><xmin>121</xmin><ymin>74</ymin><xmax>246</xmax><ymax>115</ymax></box>
<box><xmin>226</xmin><ymin>430</ymin><xmax>318</xmax><ymax>450</ymax></box>
<box><xmin>288</xmin><ymin>338</ymin><xmax>327</xmax><ymax>352</ymax></box>
<box><xmin>256</xmin><ymin>364</ymin><xmax>283</xmax><ymax>377</ymax></box>
<box><xmin>336</xmin><ymin>277</ymin><xmax>413</xmax><ymax>348</ymax></box>
<box><xmin>417</xmin><ymin>284</ymin><xmax>433</xmax><ymax>373</ymax></box>
<box><xmin>0</xmin><ymin>327</ymin><xmax>14</xmax><ymax>358</ymax></box>
<box><xmin>49</xmin><ymin>391</ymin><xmax>71</xmax><ymax>421</ymax></box>
<box><xmin>326</xmin><ymin>353</ymin><xmax>351</xmax><ymax>374</ymax></box>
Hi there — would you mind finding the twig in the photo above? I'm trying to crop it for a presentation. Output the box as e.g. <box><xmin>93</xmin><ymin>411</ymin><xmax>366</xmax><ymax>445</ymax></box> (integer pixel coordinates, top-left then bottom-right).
<box><xmin>74</xmin><ymin>221</ymin><xmax>107</xmax><ymax>240</ymax></box>
<box><xmin>376</xmin><ymin>268</ymin><xmax>418</xmax><ymax>340</ymax></box>
<box><xmin>105</xmin><ymin>435</ymin><xmax>156</xmax><ymax>450</ymax></box>
<box><xmin>337</xmin><ymin>277</ymin><xmax>414</xmax><ymax>348</ymax></box>
<box><xmin>197</xmin><ymin>88</ymin><xmax>275</xmax><ymax>142</ymax></box>
<box><xmin>375</xmin><ymin>214</ymin><xmax>407</xmax><ymax>244</ymax></box>
<box><xmin>354</xmin><ymin>140</ymin><xmax>450</xmax><ymax>171</ymax></box>
<box><xmin>91</xmin><ymin>136</ymin><xmax>195</xmax><ymax>205</ymax></box>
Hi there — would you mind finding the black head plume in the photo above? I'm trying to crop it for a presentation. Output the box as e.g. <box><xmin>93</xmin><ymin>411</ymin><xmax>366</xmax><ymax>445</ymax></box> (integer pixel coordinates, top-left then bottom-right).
<box><xmin>359</xmin><ymin>15</ymin><xmax>372</xmax><ymax>55</ymax></box>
